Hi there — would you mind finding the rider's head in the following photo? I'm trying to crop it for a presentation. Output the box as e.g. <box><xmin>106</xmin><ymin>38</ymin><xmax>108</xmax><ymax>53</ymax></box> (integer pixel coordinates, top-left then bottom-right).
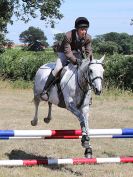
<box><xmin>75</xmin><ymin>17</ymin><xmax>89</xmax><ymax>38</ymax></box>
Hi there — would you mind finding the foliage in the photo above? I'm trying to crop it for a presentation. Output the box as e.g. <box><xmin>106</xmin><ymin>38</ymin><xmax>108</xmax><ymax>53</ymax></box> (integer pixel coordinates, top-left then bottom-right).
<box><xmin>95</xmin><ymin>41</ymin><xmax>118</xmax><ymax>55</ymax></box>
<box><xmin>130</xmin><ymin>18</ymin><xmax>133</xmax><ymax>25</ymax></box>
<box><xmin>0</xmin><ymin>1</ymin><xmax>13</xmax><ymax>32</ymax></box>
<box><xmin>1</xmin><ymin>0</ymin><xmax>63</xmax><ymax>28</ymax></box>
<box><xmin>26</xmin><ymin>41</ymin><xmax>45</xmax><ymax>52</ymax></box>
<box><xmin>19</xmin><ymin>26</ymin><xmax>49</xmax><ymax>51</ymax></box>
<box><xmin>0</xmin><ymin>1</ymin><xmax>14</xmax><ymax>51</ymax></box>
<box><xmin>0</xmin><ymin>0</ymin><xmax>64</xmax><ymax>52</ymax></box>
<box><xmin>0</xmin><ymin>49</ymin><xmax>133</xmax><ymax>91</ymax></box>
<box><xmin>0</xmin><ymin>49</ymin><xmax>56</xmax><ymax>80</ymax></box>
<box><xmin>4</xmin><ymin>39</ymin><xmax>14</xmax><ymax>48</ymax></box>
<box><xmin>52</xmin><ymin>33</ymin><xmax>65</xmax><ymax>52</ymax></box>
<box><xmin>53</xmin><ymin>33</ymin><xmax>65</xmax><ymax>42</ymax></box>
<box><xmin>19</xmin><ymin>26</ymin><xmax>47</xmax><ymax>44</ymax></box>
<box><xmin>0</xmin><ymin>0</ymin><xmax>63</xmax><ymax>52</ymax></box>
<box><xmin>104</xmin><ymin>54</ymin><xmax>133</xmax><ymax>91</ymax></box>
<box><xmin>92</xmin><ymin>32</ymin><xmax>133</xmax><ymax>55</ymax></box>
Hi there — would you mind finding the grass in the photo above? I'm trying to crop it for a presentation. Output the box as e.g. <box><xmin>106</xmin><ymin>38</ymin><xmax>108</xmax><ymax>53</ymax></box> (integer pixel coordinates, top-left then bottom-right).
<box><xmin>0</xmin><ymin>81</ymin><xmax>133</xmax><ymax>177</ymax></box>
<box><xmin>0</xmin><ymin>79</ymin><xmax>33</xmax><ymax>89</ymax></box>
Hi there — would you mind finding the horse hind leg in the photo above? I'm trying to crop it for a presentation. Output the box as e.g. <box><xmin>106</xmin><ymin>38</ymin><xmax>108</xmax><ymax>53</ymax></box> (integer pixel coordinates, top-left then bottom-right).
<box><xmin>44</xmin><ymin>102</ymin><xmax>52</xmax><ymax>123</ymax></box>
<box><xmin>31</xmin><ymin>96</ymin><xmax>40</xmax><ymax>126</ymax></box>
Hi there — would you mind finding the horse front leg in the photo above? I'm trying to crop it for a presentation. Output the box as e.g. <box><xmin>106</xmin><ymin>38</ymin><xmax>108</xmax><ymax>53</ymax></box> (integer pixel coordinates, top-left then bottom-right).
<box><xmin>44</xmin><ymin>102</ymin><xmax>52</xmax><ymax>123</ymax></box>
<box><xmin>31</xmin><ymin>96</ymin><xmax>40</xmax><ymax>126</ymax></box>
<box><xmin>80</xmin><ymin>104</ymin><xmax>92</xmax><ymax>158</ymax></box>
<box><xmin>67</xmin><ymin>102</ymin><xmax>91</xmax><ymax>154</ymax></box>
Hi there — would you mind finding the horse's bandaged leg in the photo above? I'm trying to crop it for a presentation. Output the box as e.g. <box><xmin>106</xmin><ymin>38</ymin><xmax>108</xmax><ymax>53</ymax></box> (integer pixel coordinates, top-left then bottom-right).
<box><xmin>68</xmin><ymin>102</ymin><xmax>88</xmax><ymax>135</ymax></box>
<box><xmin>68</xmin><ymin>102</ymin><xmax>85</xmax><ymax>122</ymax></box>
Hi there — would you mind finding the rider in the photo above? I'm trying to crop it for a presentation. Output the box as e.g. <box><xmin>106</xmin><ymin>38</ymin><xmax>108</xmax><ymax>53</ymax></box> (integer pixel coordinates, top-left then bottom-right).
<box><xmin>41</xmin><ymin>17</ymin><xmax>93</xmax><ymax>100</ymax></box>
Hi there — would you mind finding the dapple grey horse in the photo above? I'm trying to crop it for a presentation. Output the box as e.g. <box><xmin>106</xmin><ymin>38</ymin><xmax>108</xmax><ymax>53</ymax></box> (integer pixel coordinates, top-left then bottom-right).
<box><xmin>31</xmin><ymin>55</ymin><xmax>105</xmax><ymax>158</ymax></box>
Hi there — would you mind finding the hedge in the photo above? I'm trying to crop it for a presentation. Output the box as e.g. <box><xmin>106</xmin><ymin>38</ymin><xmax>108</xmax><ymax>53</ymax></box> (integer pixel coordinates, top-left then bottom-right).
<box><xmin>0</xmin><ymin>49</ymin><xmax>57</xmax><ymax>80</ymax></box>
<box><xmin>0</xmin><ymin>50</ymin><xmax>133</xmax><ymax>91</ymax></box>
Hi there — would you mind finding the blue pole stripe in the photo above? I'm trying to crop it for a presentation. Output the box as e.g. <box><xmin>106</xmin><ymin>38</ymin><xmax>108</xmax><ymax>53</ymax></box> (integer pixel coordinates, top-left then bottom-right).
<box><xmin>0</xmin><ymin>136</ymin><xmax>10</xmax><ymax>139</ymax></box>
<box><xmin>0</xmin><ymin>130</ymin><xmax>14</xmax><ymax>137</ymax></box>
<box><xmin>122</xmin><ymin>128</ymin><xmax>133</xmax><ymax>135</ymax></box>
<box><xmin>112</xmin><ymin>135</ymin><xmax>133</xmax><ymax>138</ymax></box>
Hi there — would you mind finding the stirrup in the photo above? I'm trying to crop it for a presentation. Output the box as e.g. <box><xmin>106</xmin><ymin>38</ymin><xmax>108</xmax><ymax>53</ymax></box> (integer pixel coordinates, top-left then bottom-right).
<box><xmin>40</xmin><ymin>91</ymin><xmax>49</xmax><ymax>101</ymax></box>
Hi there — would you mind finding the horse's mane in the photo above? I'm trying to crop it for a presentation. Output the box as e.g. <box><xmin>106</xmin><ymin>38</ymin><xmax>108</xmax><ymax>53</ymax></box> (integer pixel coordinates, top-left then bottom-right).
<box><xmin>62</xmin><ymin>58</ymin><xmax>102</xmax><ymax>78</ymax></box>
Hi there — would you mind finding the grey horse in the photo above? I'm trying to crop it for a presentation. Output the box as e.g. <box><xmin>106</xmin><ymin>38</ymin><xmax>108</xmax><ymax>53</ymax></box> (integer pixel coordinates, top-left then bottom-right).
<box><xmin>31</xmin><ymin>55</ymin><xmax>105</xmax><ymax>158</ymax></box>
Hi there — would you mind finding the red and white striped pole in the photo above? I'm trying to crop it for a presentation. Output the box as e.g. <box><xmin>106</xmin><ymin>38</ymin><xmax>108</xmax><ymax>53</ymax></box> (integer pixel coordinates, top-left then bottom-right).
<box><xmin>0</xmin><ymin>157</ymin><xmax>133</xmax><ymax>166</ymax></box>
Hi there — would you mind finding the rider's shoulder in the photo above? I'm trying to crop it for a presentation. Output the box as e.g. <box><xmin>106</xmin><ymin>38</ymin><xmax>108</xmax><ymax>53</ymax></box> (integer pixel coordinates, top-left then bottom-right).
<box><xmin>85</xmin><ymin>33</ymin><xmax>92</xmax><ymax>41</ymax></box>
<box><xmin>65</xmin><ymin>30</ymin><xmax>73</xmax><ymax>40</ymax></box>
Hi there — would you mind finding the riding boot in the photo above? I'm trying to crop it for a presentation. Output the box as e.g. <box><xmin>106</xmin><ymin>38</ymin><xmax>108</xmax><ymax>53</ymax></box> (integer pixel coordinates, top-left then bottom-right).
<box><xmin>41</xmin><ymin>71</ymin><xmax>56</xmax><ymax>100</ymax></box>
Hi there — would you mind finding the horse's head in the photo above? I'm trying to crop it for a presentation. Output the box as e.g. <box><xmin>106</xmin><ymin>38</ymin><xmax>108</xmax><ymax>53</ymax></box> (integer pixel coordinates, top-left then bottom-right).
<box><xmin>87</xmin><ymin>55</ymin><xmax>105</xmax><ymax>95</ymax></box>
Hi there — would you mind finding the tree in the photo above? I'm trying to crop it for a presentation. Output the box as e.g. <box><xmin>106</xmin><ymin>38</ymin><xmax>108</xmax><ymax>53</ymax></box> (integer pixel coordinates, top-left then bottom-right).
<box><xmin>130</xmin><ymin>19</ymin><xmax>133</xmax><ymax>25</ymax></box>
<box><xmin>54</xmin><ymin>33</ymin><xmax>65</xmax><ymax>42</ymax></box>
<box><xmin>0</xmin><ymin>1</ymin><xmax>63</xmax><ymax>52</ymax></box>
<box><xmin>52</xmin><ymin>33</ymin><xmax>65</xmax><ymax>52</ymax></box>
<box><xmin>0</xmin><ymin>0</ymin><xmax>64</xmax><ymax>32</ymax></box>
<box><xmin>0</xmin><ymin>0</ymin><xmax>64</xmax><ymax>39</ymax></box>
<box><xmin>19</xmin><ymin>26</ymin><xmax>48</xmax><ymax>51</ymax></box>
<box><xmin>96</xmin><ymin>41</ymin><xmax>118</xmax><ymax>55</ymax></box>
<box><xmin>0</xmin><ymin>1</ymin><xmax>14</xmax><ymax>52</ymax></box>
<box><xmin>11</xmin><ymin>0</ymin><xmax>63</xmax><ymax>27</ymax></box>
<box><xmin>0</xmin><ymin>1</ymin><xmax>13</xmax><ymax>32</ymax></box>
<box><xmin>93</xmin><ymin>32</ymin><xmax>133</xmax><ymax>55</ymax></box>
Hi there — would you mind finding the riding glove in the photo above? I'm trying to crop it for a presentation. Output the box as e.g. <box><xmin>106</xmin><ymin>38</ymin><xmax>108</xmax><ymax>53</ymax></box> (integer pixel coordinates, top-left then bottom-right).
<box><xmin>76</xmin><ymin>58</ymin><xmax>82</xmax><ymax>66</ymax></box>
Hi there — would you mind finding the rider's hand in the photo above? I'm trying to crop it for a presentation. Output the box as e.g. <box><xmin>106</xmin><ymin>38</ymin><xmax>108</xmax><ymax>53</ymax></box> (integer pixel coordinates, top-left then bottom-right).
<box><xmin>76</xmin><ymin>58</ymin><xmax>82</xmax><ymax>66</ymax></box>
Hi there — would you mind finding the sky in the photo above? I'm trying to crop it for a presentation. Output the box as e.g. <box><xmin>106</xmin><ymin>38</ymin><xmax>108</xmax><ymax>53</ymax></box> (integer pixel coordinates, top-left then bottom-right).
<box><xmin>6</xmin><ymin>0</ymin><xmax>133</xmax><ymax>45</ymax></box>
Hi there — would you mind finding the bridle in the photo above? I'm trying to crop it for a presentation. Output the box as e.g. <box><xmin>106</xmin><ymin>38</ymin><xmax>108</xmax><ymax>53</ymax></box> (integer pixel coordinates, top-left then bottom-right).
<box><xmin>88</xmin><ymin>63</ymin><xmax>103</xmax><ymax>87</ymax></box>
<box><xmin>77</xmin><ymin>62</ymin><xmax>103</xmax><ymax>92</ymax></box>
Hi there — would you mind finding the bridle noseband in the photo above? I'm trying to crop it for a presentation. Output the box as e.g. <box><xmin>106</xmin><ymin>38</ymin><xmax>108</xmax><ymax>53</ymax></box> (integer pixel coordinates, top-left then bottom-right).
<box><xmin>77</xmin><ymin>62</ymin><xmax>103</xmax><ymax>92</ymax></box>
<box><xmin>88</xmin><ymin>62</ymin><xmax>103</xmax><ymax>87</ymax></box>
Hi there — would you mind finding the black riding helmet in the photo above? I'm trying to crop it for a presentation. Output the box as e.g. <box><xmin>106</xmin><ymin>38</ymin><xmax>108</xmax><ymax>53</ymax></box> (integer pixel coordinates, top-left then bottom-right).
<box><xmin>75</xmin><ymin>17</ymin><xmax>89</xmax><ymax>29</ymax></box>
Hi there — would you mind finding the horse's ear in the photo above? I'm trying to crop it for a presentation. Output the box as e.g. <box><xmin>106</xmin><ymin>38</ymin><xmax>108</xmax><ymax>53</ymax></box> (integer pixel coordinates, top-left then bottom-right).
<box><xmin>100</xmin><ymin>54</ymin><xmax>105</xmax><ymax>63</ymax></box>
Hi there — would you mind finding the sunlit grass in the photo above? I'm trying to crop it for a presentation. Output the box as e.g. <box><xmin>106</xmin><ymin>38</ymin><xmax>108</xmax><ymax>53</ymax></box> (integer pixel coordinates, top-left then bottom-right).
<box><xmin>0</xmin><ymin>79</ymin><xmax>33</xmax><ymax>89</ymax></box>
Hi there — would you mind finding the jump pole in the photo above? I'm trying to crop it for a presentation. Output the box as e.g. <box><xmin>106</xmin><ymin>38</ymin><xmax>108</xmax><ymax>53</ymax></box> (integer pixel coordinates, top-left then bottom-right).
<box><xmin>0</xmin><ymin>128</ymin><xmax>133</xmax><ymax>137</ymax></box>
<box><xmin>0</xmin><ymin>157</ymin><xmax>133</xmax><ymax>166</ymax></box>
<box><xmin>0</xmin><ymin>134</ymin><xmax>133</xmax><ymax>140</ymax></box>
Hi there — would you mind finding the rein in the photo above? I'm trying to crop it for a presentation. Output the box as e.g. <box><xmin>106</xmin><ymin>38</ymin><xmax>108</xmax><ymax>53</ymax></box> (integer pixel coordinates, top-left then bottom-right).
<box><xmin>77</xmin><ymin>67</ymin><xmax>91</xmax><ymax>94</ymax></box>
<box><xmin>77</xmin><ymin>62</ymin><xmax>103</xmax><ymax>92</ymax></box>
<box><xmin>88</xmin><ymin>63</ymin><xmax>103</xmax><ymax>87</ymax></box>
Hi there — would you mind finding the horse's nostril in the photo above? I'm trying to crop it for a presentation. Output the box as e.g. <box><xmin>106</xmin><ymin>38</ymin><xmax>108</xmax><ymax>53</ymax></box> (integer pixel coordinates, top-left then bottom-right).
<box><xmin>95</xmin><ymin>88</ymin><xmax>101</xmax><ymax>95</ymax></box>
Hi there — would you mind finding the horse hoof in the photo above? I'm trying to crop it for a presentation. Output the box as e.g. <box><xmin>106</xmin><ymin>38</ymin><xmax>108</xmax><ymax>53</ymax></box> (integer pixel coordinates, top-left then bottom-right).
<box><xmin>84</xmin><ymin>148</ymin><xmax>92</xmax><ymax>158</ymax></box>
<box><xmin>31</xmin><ymin>120</ymin><xmax>38</xmax><ymax>126</ymax></box>
<box><xmin>85</xmin><ymin>153</ymin><xmax>92</xmax><ymax>158</ymax></box>
<box><xmin>44</xmin><ymin>117</ymin><xmax>51</xmax><ymax>124</ymax></box>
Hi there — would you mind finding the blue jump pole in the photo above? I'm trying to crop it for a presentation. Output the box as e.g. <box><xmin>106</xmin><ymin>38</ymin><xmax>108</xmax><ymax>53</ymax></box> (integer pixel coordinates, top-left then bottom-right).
<box><xmin>0</xmin><ymin>128</ymin><xmax>133</xmax><ymax>137</ymax></box>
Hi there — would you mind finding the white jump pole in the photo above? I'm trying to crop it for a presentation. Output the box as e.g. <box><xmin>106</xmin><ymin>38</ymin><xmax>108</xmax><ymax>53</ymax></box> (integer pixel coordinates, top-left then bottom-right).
<box><xmin>0</xmin><ymin>128</ymin><xmax>133</xmax><ymax>137</ymax></box>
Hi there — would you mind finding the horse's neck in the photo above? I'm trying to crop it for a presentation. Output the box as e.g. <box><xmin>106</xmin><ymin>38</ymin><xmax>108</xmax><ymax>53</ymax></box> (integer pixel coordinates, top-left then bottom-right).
<box><xmin>77</xmin><ymin>67</ymin><xmax>89</xmax><ymax>92</ymax></box>
<box><xmin>62</xmin><ymin>63</ymin><xmax>89</xmax><ymax>92</ymax></box>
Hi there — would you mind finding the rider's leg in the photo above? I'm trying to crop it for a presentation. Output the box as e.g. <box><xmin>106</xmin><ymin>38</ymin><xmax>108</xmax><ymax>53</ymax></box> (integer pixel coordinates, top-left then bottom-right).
<box><xmin>41</xmin><ymin>57</ymin><xmax>63</xmax><ymax>100</ymax></box>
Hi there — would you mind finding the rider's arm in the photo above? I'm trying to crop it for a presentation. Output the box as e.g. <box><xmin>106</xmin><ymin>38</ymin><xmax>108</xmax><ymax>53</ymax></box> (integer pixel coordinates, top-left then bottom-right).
<box><xmin>84</xmin><ymin>34</ymin><xmax>93</xmax><ymax>60</ymax></box>
<box><xmin>63</xmin><ymin>33</ymin><xmax>77</xmax><ymax>64</ymax></box>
